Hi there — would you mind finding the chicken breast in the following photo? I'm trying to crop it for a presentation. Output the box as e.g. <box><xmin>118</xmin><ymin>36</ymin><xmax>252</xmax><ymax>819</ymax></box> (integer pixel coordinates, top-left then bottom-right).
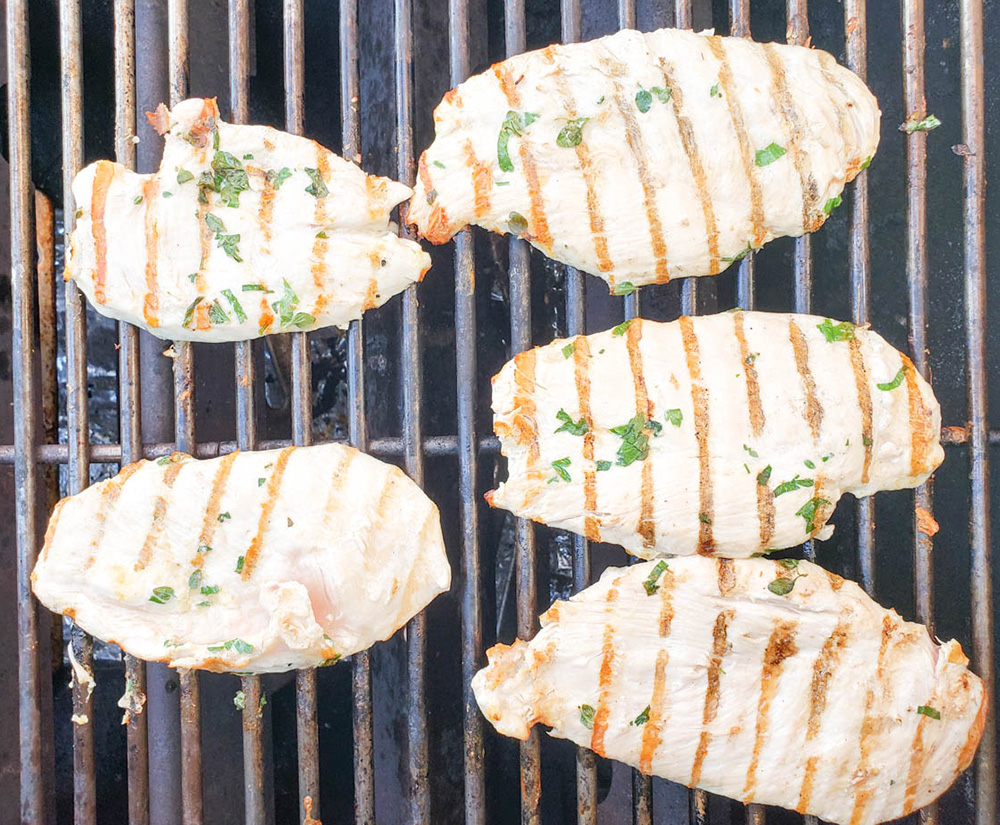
<box><xmin>65</xmin><ymin>98</ymin><xmax>431</xmax><ymax>342</ymax></box>
<box><xmin>488</xmin><ymin>311</ymin><xmax>942</xmax><ymax>559</ymax></box>
<box><xmin>408</xmin><ymin>28</ymin><xmax>879</xmax><ymax>290</ymax></box>
<box><xmin>32</xmin><ymin>443</ymin><xmax>451</xmax><ymax>673</ymax></box>
<box><xmin>474</xmin><ymin>557</ymin><xmax>985</xmax><ymax>824</ymax></box>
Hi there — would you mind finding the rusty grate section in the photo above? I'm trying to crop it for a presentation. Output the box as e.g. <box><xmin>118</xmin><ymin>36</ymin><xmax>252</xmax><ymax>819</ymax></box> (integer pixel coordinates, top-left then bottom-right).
<box><xmin>5</xmin><ymin>0</ymin><xmax>994</xmax><ymax>823</ymax></box>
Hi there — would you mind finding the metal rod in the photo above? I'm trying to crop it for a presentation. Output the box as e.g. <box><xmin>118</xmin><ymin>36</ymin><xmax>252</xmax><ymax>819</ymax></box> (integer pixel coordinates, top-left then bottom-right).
<box><xmin>959</xmin><ymin>0</ymin><xmax>995</xmax><ymax>820</ymax></box>
<box><xmin>60</xmin><ymin>0</ymin><xmax>97</xmax><ymax>820</ymax></box>
<box><xmin>674</xmin><ymin>0</ymin><xmax>693</xmax><ymax>30</ymax></box>
<box><xmin>9</xmin><ymin>0</ymin><xmax>47</xmax><ymax>819</ymax></box>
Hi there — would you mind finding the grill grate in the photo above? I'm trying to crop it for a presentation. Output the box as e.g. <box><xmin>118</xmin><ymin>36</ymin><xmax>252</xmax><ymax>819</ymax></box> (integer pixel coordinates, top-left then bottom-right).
<box><xmin>5</xmin><ymin>0</ymin><xmax>995</xmax><ymax>823</ymax></box>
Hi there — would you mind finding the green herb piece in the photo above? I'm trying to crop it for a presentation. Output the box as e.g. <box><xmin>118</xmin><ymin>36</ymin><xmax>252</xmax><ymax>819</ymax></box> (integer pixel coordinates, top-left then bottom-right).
<box><xmin>722</xmin><ymin>244</ymin><xmax>754</xmax><ymax>263</ymax></box>
<box><xmin>643</xmin><ymin>560</ymin><xmax>668</xmax><ymax>596</ymax></box>
<box><xmin>271</xmin><ymin>279</ymin><xmax>299</xmax><ymax>326</ymax></box>
<box><xmin>197</xmin><ymin>544</ymin><xmax>211</xmax><ymax>554</ymax></box>
<box><xmin>859</xmin><ymin>155</ymin><xmax>873</xmax><ymax>170</ymax></box>
<box><xmin>579</xmin><ymin>704</ymin><xmax>595</xmax><ymax>729</ymax></box>
<box><xmin>182</xmin><ymin>297</ymin><xmax>203</xmax><ymax>329</ymax></box>
<box><xmin>755</xmin><ymin>142</ymin><xmax>787</xmax><ymax>167</ymax></box>
<box><xmin>497</xmin><ymin>110</ymin><xmax>539</xmax><ymax>172</ymax></box>
<box><xmin>134</xmin><ymin>195</ymin><xmax>143</xmax><ymax>205</ymax></box>
<box><xmin>744</xmin><ymin>463</ymin><xmax>751</xmax><ymax>474</ymax></box>
<box><xmin>710</xmin><ymin>83</ymin><xmax>721</xmax><ymax>98</ymax></box>
<box><xmin>796</xmin><ymin>497</ymin><xmax>831</xmax><ymax>534</ymax></box>
<box><xmin>821</xmin><ymin>453</ymin><xmax>834</xmax><ymax>462</ymax></box>
<box><xmin>804</xmin><ymin>459</ymin><xmax>816</xmax><ymax>469</ymax></box>
<box><xmin>235</xmin><ymin>556</ymin><xmax>245</xmax><ymax>573</ymax></box>
<box><xmin>562</xmin><ymin>342</ymin><xmax>575</xmax><ymax>359</ymax></box>
<box><xmin>495</xmin><ymin>180</ymin><xmax>510</xmax><ymax>186</ymax></box>
<box><xmin>916</xmin><ymin>705</ymin><xmax>941</xmax><ymax>720</ymax></box>
<box><xmin>596</xmin><ymin>460</ymin><xmax>612</xmax><ymax>472</ymax></box>
<box><xmin>204</xmin><ymin>213</ymin><xmax>225</xmax><ymax>233</ymax></box>
<box><xmin>757</xmin><ymin>465</ymin><xmax>772</xmax><ymax>486</ymax></box>
<box><xmin>290</xmin><ymin>312</ymin><xmax>315</xmax><ymax>329</ymax></box>
<box><xmin>304</xmin><ymin>167</ymin><xmax>329</xmax><ymax>198</ymax></box>
<box><xmin>258</xmin><ymin>477</ymin><xmax>266</xmax><ymax>487</ymax></box>
<box><xmin>211</xmin><ymin>150</ymin><xmax>250</xmax><ymax>207</ymax></box>
<box><xmin>188</xmin><ymin>273</ymin><xmax>198</xmax><ymax>283</ymax></box>
<box><xmin>234</xmin><ymin>690</ymin><xmax>246</xmax><ymax>710</ymax></box>
<box><xmin>207</xmin><ymin>638</ymin><xmax>253</xmax><ymax>655</ymax></box>
<box><xmin>555</xmin><ymin>409</ymin><xmax>588</xmax><ymax>436</ymax></box>
<box><xmin>221</xmin><ymin>289</ymin><xmax>247</xmax><ymax>323</ymax></box>
<box><xmin>207</xmin><ymin>301</ymin><xmax>230</xmax><ymax>325</ymax></box>
<box><xmin>773</xmin><ymin>475</ymin><xmax>814</xmax><ymax>497</ymax></box>
<box><xmin>164</xmin><ymin>639</ymin><xmax>182</xmax><ymax>647</ymax></box>
<box><xmin>433</xmin><ymin>160</ymin><xmax>445</xmax><ymax>169</ymax></box>
<box><xmin>162</xmin><ymin>191</ymin><xmax>174</xmax><ymax>198</ymax></box>
<box><xmin>651</xmin><ymin>86</ymin><xmax>671</xmax><ymax>104</ymax></box>
<box><xmin>612</xmin><ymin>281</ymin><xmax>636</xmax><ymax>296</ymax></box>
<box><xmin>777</xmin><ymin>558</ymin><xmax>800</xmax><ymax>570</ymax></box>
<box><xmin>743</xmin><ymin>444</ymin><xmax>759</xmax><ymax>458</ymax></box>
<box><xmin>817</xmin><ymin>318</ymin><xmax>856</xmax><ymax>342</ymax></box>
<box><xmin>548</xmin><ymin>457</ymin><xmax>572</xmax><ymax>483</ymax></box>
<box><xmin>177</xmin><ymin>168</ymin><xmax>195</xmax><ymax>184</ymax></box>
<box><xmin>901</xmin><ymin>113</ymin><xmax>941</xmax><ymax>134</ymax></box>
<box><xmin>200</xmin><ymin>585</ymin><xmax>220</xmax><ymax>596</ymax></box>
<box><xmin>188</xmin><ymin>569</ymin><xmax>203</xmax><ymax>590</ymax></box>
<box><xmin>863</xmin><ymin>435</ymin><xmax>873</xmax><ymax>447</ymax></box>
<box><xmin>556</xmin><ymin>116</ymin><xmax>588</xmax><ymax>149</ymax></box>
<box><xmin>212</xmin><ymin>128</ymin><xmax>220</xmax><ymax>150</ymax></box>
<box><xmin>268</xmin><ymin>167</ymin><xmax>293</xmax><ymax>190</ymax></box>
<box><xmin>768</xmin><ymin>577</ymin><xmax>797</xmax><ymax>596</ymax></box>
<box><xmin>426</xmin><ymin>189</ymin><xmax>437</xmax><ymax>204</ymax></box>
<box><xmin>877</xmin><ymin>367</ymin><xmax>906</xmax><ymax>391</ymax></box>
<box><xmin>508</xmin><ymin>211</ymin><xmax>528</xmax><ymax>235</ymax></box>
<box><xmin>149</xmin><ymin>586</ymin><xmax>175</xmax><ymax>605</ymax></box>
<box><xmin>631</xmin><ymin>705</ymin><xmax>651</xmax><ymax>726</ymax></box>
<box><xmin>699</xmin><ymin>513</ymin><xmax>712</xmax><ymax>525</ymax></box>
<box><xmin>661</xmin><ymin>409</ymin><xmax>682</xmax><ymax>428</ymax></box>
<box><xmin>611</xmin><ymin>414</ymin><xmax>656</xmax><ymax>466</ymax></box>
<box><xmin>635</xmin><ymin>89</ymin><xmax>653</xmax><ymax>113</ymax></box>
<box><xmin>242</xmin><ymin>283</ymin><xmax>266</xmax><ymax>292</ymax></box>
<box><xmin>823</xmin><ymin>195</ymin><xmax>842</xmax><ymax>214</ymax></box>
<box><xmin>612</xmin><ymin>319</ymin><xmax>634</xmax><ymax>337</ymax></box>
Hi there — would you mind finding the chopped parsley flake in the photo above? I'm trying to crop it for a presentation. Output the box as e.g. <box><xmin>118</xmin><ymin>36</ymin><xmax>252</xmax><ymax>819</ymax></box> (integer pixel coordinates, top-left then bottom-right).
<box><xmin>176</xmin><ymin>168</ymin><xmax>194</xmax><ymax>184</ymax></box>
<box><xmin>270</xmin><ymin>279</ymin><xmax>315</xmax><ymax>330</ymax></box>
<box><xmin>218</xmin><ymin>512</ymin><xmax>231</xmax><ymax>522</ymax></box>
<box><xmin>207</xmin><ymin>638</ymin><xmax>253</xmax><ymax>655</ymax></box>
<box><xmin>612</xmin><ymin>281</ymin><xmax>636</xmax><ymax>296</ymax></box>
<box><xmin>182</xmin><ymin>297</ymin><xmax>203</xmax><ymax>329</ymax></box>
<box><xmin>149</xmin><ymin>586</ymin><xmax>175</xmax><ymax>605</ymax></box>
<box><xmin>823</xmin><ymin>195</ymin><xmax>842</xmax><ymax>214</ymax></box>
<box><xmin>612</xmin><ymin>319</ymin><xmax>634</xmax><ymax>336</ymax></box>
<box><xmin>258</xmin><ymin>478</ymin><xmax>266</xmax><ymax>487</ymax></box>
<box><xmin>710</xmin><ymin>83</ymin><xmax>721</xmax><ymax>98</ymax></box>
<box><xmin>188</xmin><ymin>569</ymin><xmax>203</xmax><ymax>590</ymax></box>
<box><xmin>916</xmin><ymin>705</ymin><xmax>941</xmax><ymax>720</ymax></box>
<box><xmin>235</xmin><ymin>556</ymin><xmax>245</xmax><ymax>573</ymax></box>
<box><xmin>643</xmin><ymin>560</ymin><xmax>668</xmax><ymax>596</ymax></box>
<box><xmin>556</xmin><ymin>117</ymin><xmax>589</xmax><ymax>148</ymax></box>
<box><xmin>595</xmin><ymin>460</ymin><xmax>612</xmax><ymax>472</ymax></box>
<box><xmin>242</xmin><ymin>283</ymin><xmax>266</xmax><ymax>292</ymax></box>
<box><xmin>562</xmin><ymin>342</ymin><xmax>576</xmax><ymax>359</ymax></box>
<box><xmin>134</xmin><ymin>195</ymin><xmax>143</xmax><ymax>205</ymax></box>
<box><xmin>796</xmin><ymin>497</ymin><xmax>831</xmax><ymax>534</ymax></box>
<box><xmin>755</xmin><ymin>142</ymin><xmax>787</xmax><ymax>167</ymax></box>
<box><xmin>699</xmin><ymin>513</ymin><xmax>712</xmax><ymax>525</ymax></box>
<box><xmin>877</xmin><ymin>367</ymin><xmax>906</xmax><ymax>391</ymax></box>
<box><xmin>304</xmin><ymin>167</ymin><xmax>329</xmax><ymax>198</ymax></box>
<box><xmin>267</xmin><ymin>167</ymin><xmax>293</xmax><ymax>190</ymax></box>
<box><xmin>548</xmin><ymin>457</ymin><xmax>572</xmax><ymax>483</ymax></box>
<box><xmin>204</xmin><ymin>213</ymin><xmax>242</xmax><ymax>262</ymax></box>
<box><xmin>635</xmin><ymin>89</ymin><xmax>653</xmax><ymax>113</ymax></box>
<box><xmin>197</xmin><ymin>544</ymin><xmax>211</xmax><ymax>554</ymax></box>
<box><xmin>743</xmin><ymin>444</ymin><xmax>759</xmax><ymax>458</ymax></box>
<box><xmin>508</xmin><ymin>211</ymin><xmax>528</xmax><ymax>235</ymax></box>
<box><xmin>555</xmin><ymin>409</ymin><xmax>588</xmax><ymax>436</ymax></box>
<box><xmin>433</xmin><ymin>160</ymin><xmax>445</xmax><ymax>169</ymax></box>
<box><xmin>664</xmin><ymin>408</ymin><xmax>683</xmax><ymax>427</ymax></box>
<box><xmin>188</xmin><ymin>273</ymin><xmax>198</xmax><ymax>283</ymax></box>
<box><xmin>208</xmin><ymin>151</ymin><xmax>250</xmax><ymax>207</ymax></box>
<box><xmin>817</xmin><ymin>318</ymin><xmax>856</xmax><ymax>342</ymax></box>
<box><xmin>773</xmin><ymin>475</ymin><xmax>814</xmax><ymax>496</ymax></box>
<box><xmin>901</xmin><ymin>113</ymin><xmax>941</xmax><ymax>134</ymax></box>
<box><xmin>652</xmin><ymin>86</ymin><xmax>671</xmax><ymax>104</ymax></box>
<box><xmin>497</xmin><ymin>110</ymin><xmax>539</xmax><ymax>172</ymax></box>
<box><xmin>234</xmin><ymin>690</ymin><xmax>246</xmax><ymax>710</ymax></box>
<box><xmin>804</xmin><ymin>459</ymin><xmax>816</xmax><ymax>469</ymax></box>
<box><xmin>631</xmin><ymin>705</ymin><xmax>651</xmax><ymax>726</ymax></box>
<box><xmin>722</xmin><ymin>244</ymin><xmax>754</xmax><ymax>263</ymax></box>
<box><xmin>222</xmin><ymin>289</ymin><xmax>247</xmax><ymax>323</ymax></box>
<box><xmin>757</xmin><ymin>465</ymin><xmax>772</xmax><ymax>486</ymax></box>
<box><xmin>579</xmin><ymin>704</ymin><xmax>595</xmax><ymax>729</ymax></box>
<box><xmin>200</xmin><ymin>585</ymin><xmax>220</xmax><ymax>596</ymax></box>
<box><xmin>207</xmin><ymin>300</ymin><xmax>230</xmax><ymax>325</ymax></box>
<box><xmin>611</xmin><ymin>414</ymin><xmax>658</xmax><ymax>466</ymax></box>
<box><xmin>767</xmin><ymin>576</ymin><xmax>797</xmax><ymax>596</ymax></box>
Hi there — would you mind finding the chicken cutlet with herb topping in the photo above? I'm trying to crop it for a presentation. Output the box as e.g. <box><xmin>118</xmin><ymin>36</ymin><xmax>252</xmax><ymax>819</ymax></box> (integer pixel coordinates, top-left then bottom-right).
<box><xmin>31</xmin><ymin>443</ymin><xmax>451</xmax><ymax>673</ymax></box>
<box><xmin>409</xmin><ymin>27</ymin><xmax>879</xmax><ymax>290</ymax></box>
<box><xmin>487</xmin><ymin>311</ymin><xmax>942</xmax><ymax>559</ymax></box>
<box><xmin>65</xmin><ymin>97</ymin><xmax>431</xmax><ymax>342</ymax></box>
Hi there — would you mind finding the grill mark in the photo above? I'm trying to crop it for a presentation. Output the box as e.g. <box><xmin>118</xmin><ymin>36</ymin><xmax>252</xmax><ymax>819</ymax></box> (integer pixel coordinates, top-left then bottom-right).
<box><xmin>141</xmin><ymin>177</ymin><xmax>160</xmax><ymax>327</ymax></box>
<box><xmin>195</xmin><ymin>200</ymin><xmax>212</xmax><ymax>294</ymax></box>
<box><xmin>679</xmin><ymin>317</ymin><xmax>714</xmax><ymax>554</ymax></box>
<box><xmin>311</xmin><ymin>150</ymin><xmax>331</xmax><ymax>299</ymax></box>
<box><xmin>549</xmin><ymin>63</ymin><xmax>613</xmax><ymax>274</ymax></box>
<box><xmin>717</xmin><ymin>558</ymin><xmax>736</xmax><ymax>596</ymax></box>
<box><xmin>134</xmin><ymin>460</ymin><xmax>186</xmax><ymax>571</ymax></box>
<box><xmin>604</xmin><ymin>57</ymin><xmax>670</xmax><ymax>282</ymax></box>
<box><xmin>705</xmin><ymin>37</ymin><xmax>767</xmax><ymax>246</ymax></box>
<box><xmin>572</xmin><ymin>337</ymin><xmax>600</xmax><ymax>541</ymax></box>
<box><xmin>733</xmin><ymin>311</ymin><xmax>764</xmax><ymax>436</ymax></box>
<box><xmin>743</xmin><ymin>620</ymin><xmax>799</xmax><ymax>800</ymax></box>
<box><xmin>848</xmin><ymin>337</ymin><xmax>874</xmax><ymax>484</ymax></box>
<box><xmin>355</xmin><ymin>472</ymin><xmax>401</xmax><ymax>576</ymax></box>
<box><xmin>416</xmin><ymin>155</ymin><xmax>451</xmax><ymax>244</ymax></box>
<box><xmin>901</xmin><ymin>354</ymin><xmax>931</xmax><ymax>477</ymax></box>
<box><xmin>816</xmin><ymin>52</ymin><xmax>852</xmax><ymax>167</ymax></box>
<box><xmin>903</xmin><ymin>684</ymin><xmax>937</xmax><ymax>814</ymax></box>
<box><xmin>257</xmin><ymin>296</ymin><xmax>274</xmax><ymax>336</ymax></box>
<box><xmin>464</xmin><ymin>139</ymin><xmax>492</xmax><ymax>219</ymax></box>
<box><xmin>41</xmin><ymin>500</ymin><xmax>67</xmax><ymax>562</ymax></box>
<box><xmin>626</xmin><ymin>322</ymin><xmax>657</xmax><ymax>547</ymax></box>
<box><xmin>194</xmin><ymin>451</ymin><xmax>239</xmax><ymax>565</ymax></box>
<box><xmin>657</xmin><ymin>58</ymin><xmax>720</xmax><ymax>273</ymax></box>
<box><xmin>590</xmin><ymin>579</ymin><xmax>622</xmax><ymax>757</ymax></box>
<box><xmin>320</xmin><ymin>449</ymin><xmax>358</xmax><ymax>534</ymax></box>
<box><xmin>848</xmin><ymin>616</ymin><xmax>897</xmax><ymax>824</ymax></box>
<box><xmin>90</xmin><ymin>160</ymin><xmax>116</xmax><ymax>304</ymax></box>
<box><xmin>257</xmin><ymin>173</ymin><xmax>275</xmax><ymax>248</ymax></box>
<box><xmin>83</xmin><ymin>461</ymin><xmax>144</xmax><ymax>572</ymax></box>
<box><xmin>496</xmin><ymin>65</ymin><xmax>552</xmax><ymax>249</ymax></box>
<box><xmin>639</xmin><ymin>569</ymin><xmax>677</xmax><ymax>776</ymax></box>
<box><xmin>789</xmin><ymin>319</ymin><xmax>822</xmax><ymax>439</ymax></box>
<box><xmin>763</xmin><ymin>44</ymin><xmax>821</xmax><ymax>232</ymax></box>
<box><xmin>241</xmin><ymin>447</ymin><xmax>297</xmax><ymax>580</ymax></box>
<box><xmin>512</xmin><ymin>350</ymin><xmax>541</xmax><ymax>466</ymax></box>
<box><xmin>690</xmin><ymin>609</ymin><xmax>733</xmax><ymax>785</ymax></box>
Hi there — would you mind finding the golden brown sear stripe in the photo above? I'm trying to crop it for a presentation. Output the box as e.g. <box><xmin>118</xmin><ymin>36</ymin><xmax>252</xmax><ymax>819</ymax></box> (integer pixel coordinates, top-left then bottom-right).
<box><xmin>717</xmin><ymin>558</ymin><xmax>736</xmax><ymax>596</ymax></box>
<box><xmin>134</xmin><ymin>459</ymin><xmax>186</xmax><ymax>571</ymax></box>
<box><xmin>572</xmin><ymin>337</ymin><xmax>601</xmax><ymax>541</ymax></box>
<box><xmin>41</xmin><ymin>500</ymin><xmax>67</xmax><ymax>562</ymax></box>
<box><xmin>464</xmin><ymin>139</ymin><xmax>493</xmax><ymax>219</ymax></box>
<box><xmin>657</xmin><ymin>58</ymin><xmax>720</xmax><ymax>274</ymax></box>
<box><xmin>705</xmin><ymin>37</ymin><xmax>767</xmax><ymax>247</ymax></box>
<box><xmin>257</xmin><ymin>172</ymin><xmax>276</xmax><ymax>248</ymax></box>
<box><xmin>590</xmin><ymin>578</ymin><xmax>622</xmax><ymax>757</ymax></box>
<box><xmin>848</xmin><ymin>337</ymin><xmax>874</xmax><ymax>484</ymax></box>
<box><xmin>789</xmin><ymin>318</ymin><xmax>822</xmax><ymax>440</ymax></box>
<box><xmin>416</xmin><ymin>154</ymin><xmax>452</xmax><ymax>244</ymax></box>
<box><xmin>141</xmin><ymin>177</ymin><xmax>160</xmax><ymax>328</ymax></box>
<box><xmin>763</xmin><ymin>44</ymin><xmax>821</xmax><ymax>232</ymax></box>
<box><xmin>194</xmin><ymin>451</ymin><xmax>239</xmax><ymax>565</ymax></box>
<box><xmin>733</xmin><ymin>311</ymin><xmax>764</xmax><ymax>436</ymax></box>
<box><xmin>679</xmin><ymin>316</ymin><xmax>714</xmax><ymax>554</ymax></box>
<box><xmin>241</xmin><ymin>447</ymin><xmax>296</xmax><ymax>581</ymax></box>
<box><xmin>626</xmin><ymin>322</ymin><xmax>657</xmax><ymax>546</ymax></box>
<box><xmin>604</xmin><ymin>58</ymin><xmax>670</xmax><ymax>282</ymax></box>
<box><xmin>690</xmin><ymin>609</ymin><xmax>734</xmax><ymax>785</ymax></box>
<box><xmin>816</xmin><ymin>52</ymin><xmax>852</xmax><ymax>163</ymax></box>
<box><xmin>83</xmin><ymin>460</ymin><xmax>144</xmax><ymax>572</ymax></box>
<box><xmin>903</xmin><ymin>684</ymin><xmax>938</xmax><ymax>814</ymax></box>
<box><xmin>901</xmin><ymin>354</ymin><xmax>933</xmax><ymax>477</ymax></box>
<box><xmin>743</xmin><ymin>620</ymin><xmax>799</xmax><ymax>800</ymax></box>
<box><xmin>511</xmin><ymin>349</ymin><xmax>541</xmax><ymax>466</ymax></box>
<box><xmin>639</xmin><ymin>568</ymin><xmax>676</xmax><ymax>774</ymax></box>
<box><xmin>90</xmin><ymin>160</ymin><xmax>116</xmax><ymax>305</ymax></box>
<box><xmin>311</xmin><ymin>150</ymin><xmax>331</xmax><ymax>298</ymax></box>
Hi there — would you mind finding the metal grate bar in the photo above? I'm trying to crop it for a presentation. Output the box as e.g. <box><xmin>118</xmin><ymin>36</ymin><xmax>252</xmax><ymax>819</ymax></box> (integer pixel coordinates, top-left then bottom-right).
<box><xmin>59</xmin><ymin>0</ymin><xmax>97</xmax><ymax>821</ymax></box>
<box><xmin>960</xmin><ymin>1</ymin><xmax>995</xmax><ymax>821</ymax></box>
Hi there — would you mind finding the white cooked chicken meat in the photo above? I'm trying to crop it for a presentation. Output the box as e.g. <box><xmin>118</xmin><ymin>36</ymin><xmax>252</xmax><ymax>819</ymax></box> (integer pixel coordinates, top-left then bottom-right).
<box><xmin>488</xmin><ymin>311</ymin><xmax>943</xmax><ymax>559</ymax></box>
<box><xmin>65</xmin><ymin>97</ymin><xmax>431</xmax><ymax>342</ymax></box>
<box><xmin>32</xmin><ymin>443</ymin><xmax>451</xmax><ymax>673</ymax></box>
<box><xmin>408</xmin><ymin>27</ymin><xmax>879</xmax><ymax>290</ymax></box>
<box><xmin>473</xmin><ymin>557</ymin><xmax>985</xmax><ymax>825</ymax></box>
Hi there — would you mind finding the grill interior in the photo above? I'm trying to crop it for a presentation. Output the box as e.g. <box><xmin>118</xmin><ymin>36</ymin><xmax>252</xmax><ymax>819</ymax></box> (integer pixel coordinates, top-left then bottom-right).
<box><xmin>2</xmin><ymin>0</ymin><xmax>997</xmax><ymax>823</ymax></box>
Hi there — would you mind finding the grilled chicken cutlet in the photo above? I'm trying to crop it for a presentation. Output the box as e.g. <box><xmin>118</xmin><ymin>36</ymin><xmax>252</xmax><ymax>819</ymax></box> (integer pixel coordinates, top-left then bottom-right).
<box><xmin>32</xmin><ymin>444</ymin><xmax>450</xmax><ymax>673</ymax></box>
<box><xmin>65</xmin><ymin>97</ymin><xmax>431</xmax><ymax>342</ymax></box>
<box><xmin>409</xmin><ymin>28</ymin><xmax>879</xmax><ymax>290</ymax></box>
<box><xmin>474</xmin><ymin>558</ymin><xmax>985</xmax><ymax>825</ymax></box>
<box><xmin>488</xmin><ymin>311</ymin><xmax>942</xmax><ymax>559</ymax></box>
